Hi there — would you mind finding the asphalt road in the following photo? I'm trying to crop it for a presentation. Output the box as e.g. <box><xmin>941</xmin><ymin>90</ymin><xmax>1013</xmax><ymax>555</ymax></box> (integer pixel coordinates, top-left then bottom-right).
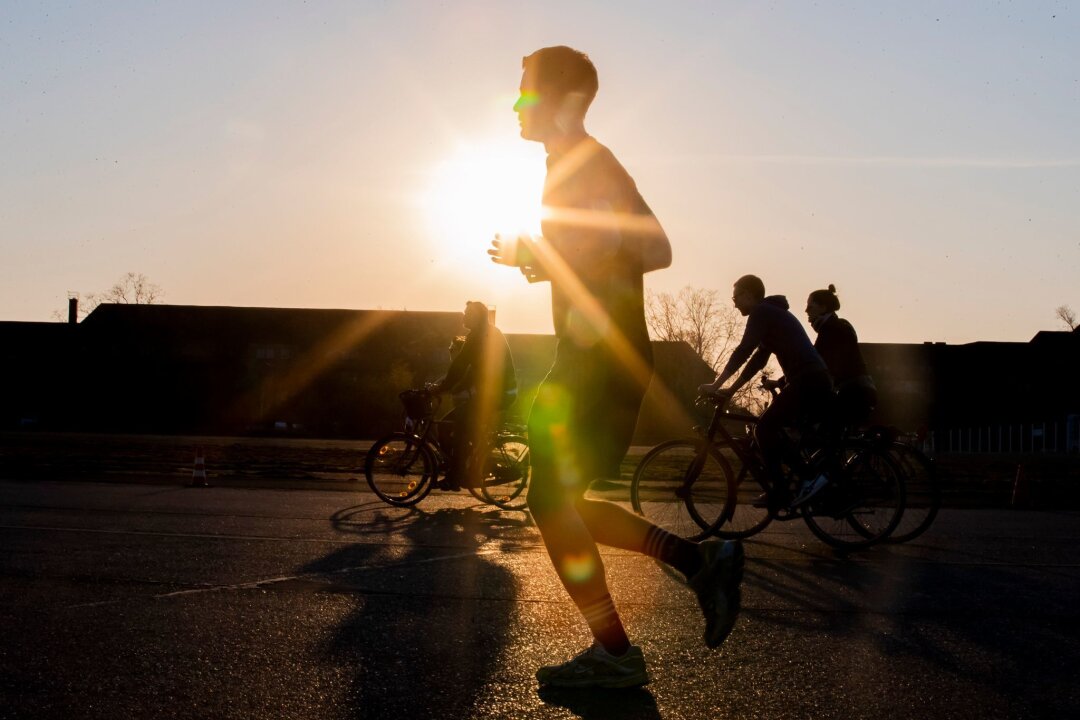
<box><xmin>1</xmin><ymin>480</ymin><xmax>1078</xmax><ymax>719</ymax></box>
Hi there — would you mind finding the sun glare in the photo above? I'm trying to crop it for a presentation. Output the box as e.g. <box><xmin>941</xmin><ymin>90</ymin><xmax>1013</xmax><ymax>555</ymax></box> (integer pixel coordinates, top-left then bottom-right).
<box><xmin>421</xmin><ymin>139</ymin><xmax>545</xmax><ymax>270</ymax></box>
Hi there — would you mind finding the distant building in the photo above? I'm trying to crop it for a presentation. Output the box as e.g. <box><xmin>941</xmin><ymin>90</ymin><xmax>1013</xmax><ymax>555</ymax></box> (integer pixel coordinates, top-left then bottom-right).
<box><xmin>0</xmin><ymin>303</ymin><xmax>714</xmax><ymax>441</ymax></box>
<box><xmin>862</xmin><ymin>328</ymin><xmax>1080</xmax><ymax>452</ymax></box>
<box><xmin>4</xmin><ymin>304</ymin><xmax>1075</xmax><ymax>451</ymax></box>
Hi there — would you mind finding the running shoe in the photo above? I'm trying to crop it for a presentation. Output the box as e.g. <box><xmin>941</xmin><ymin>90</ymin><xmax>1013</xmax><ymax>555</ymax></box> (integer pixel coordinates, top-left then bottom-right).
<box><xmin>536</xmin><ymin>642</ymin><xmax>650</xmax><ymax>688</ymax></box>
<box><xmin>688</xmin><ymin>539</ymin><xmax>744</xmax><ymax>649</ymax></box>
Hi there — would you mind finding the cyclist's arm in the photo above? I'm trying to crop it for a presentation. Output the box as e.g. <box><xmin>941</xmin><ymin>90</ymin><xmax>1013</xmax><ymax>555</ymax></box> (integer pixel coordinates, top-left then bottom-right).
<box><xmin>761</xmin><ymin>375</ymin><xmax>787</xmax><ymax>391</ymax></box>
<box><xmin>701</xmin><ymin>313</ymin><xmax>763</xmax><ymax>392</ymax></box>
<box><xmin>729</xmin><ymin>349</ymin><xmax>771</xmax><ymax>392</ymax></box>
<box><xmin>437</xmin><ymin>334</ymin><xmax>477</xmax><ymax>392</ymax></box>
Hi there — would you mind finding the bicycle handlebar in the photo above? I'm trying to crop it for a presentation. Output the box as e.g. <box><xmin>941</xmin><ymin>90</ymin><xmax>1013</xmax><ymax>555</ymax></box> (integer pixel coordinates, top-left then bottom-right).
<box><xmin>695</xmin><ymin>391</ymin><xmax>731</xmax><ymax>406</ymax></box>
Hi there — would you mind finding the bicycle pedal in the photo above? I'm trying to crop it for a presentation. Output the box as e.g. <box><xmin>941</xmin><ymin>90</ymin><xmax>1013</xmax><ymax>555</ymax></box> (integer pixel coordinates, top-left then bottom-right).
<box><xmin>772</xmin><ymin>506</ymin><xmax>798</xmax><ymax>520</ymax></box>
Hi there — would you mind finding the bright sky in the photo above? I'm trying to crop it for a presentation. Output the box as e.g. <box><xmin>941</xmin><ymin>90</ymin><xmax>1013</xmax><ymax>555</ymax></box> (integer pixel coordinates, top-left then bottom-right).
<box><xmin>2</xmin><ymin>1</ymin><xmax>1077</xmax><ymax>344</ymax></box>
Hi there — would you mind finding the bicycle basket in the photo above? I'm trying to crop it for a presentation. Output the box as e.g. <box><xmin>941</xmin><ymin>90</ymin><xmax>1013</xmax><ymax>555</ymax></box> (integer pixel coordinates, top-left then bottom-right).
<box><xmin>399</xmin><ymin>389</ymin><xmax>437</xmax><ymax>420</ymax></box>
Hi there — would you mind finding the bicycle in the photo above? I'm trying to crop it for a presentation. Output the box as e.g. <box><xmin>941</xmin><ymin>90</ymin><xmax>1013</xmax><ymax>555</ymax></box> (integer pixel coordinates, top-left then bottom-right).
<box><xmin>853</xmin><ymin>426</ymin><xmax>941</xmax><ymax>543</ymax></box>
<box><xmin>364</xmin><ymin>388</ymin><xmax>530</xmax><ymax>511</ymax></box>
<box><xmin>632</xmin><ymin>388</ymin><xmax>906</xmax><ymax>549</ymax></box>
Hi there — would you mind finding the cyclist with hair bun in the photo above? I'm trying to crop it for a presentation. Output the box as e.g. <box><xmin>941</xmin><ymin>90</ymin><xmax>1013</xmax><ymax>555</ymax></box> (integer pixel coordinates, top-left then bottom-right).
<box><xmin>804</xmin><ymin>284</ymin><xmax>877</xmax><ymax>427</ymax></box>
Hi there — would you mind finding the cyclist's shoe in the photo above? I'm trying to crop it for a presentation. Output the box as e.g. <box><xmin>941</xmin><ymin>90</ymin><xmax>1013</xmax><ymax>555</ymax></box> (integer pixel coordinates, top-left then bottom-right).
<box><xmin>456</xmin><ymin>470</ymin><xmax>485</xmax><ymax>489</ymax></box>
<box><xmin>790</xmin><ymin>474</ymin><xmax>829</xmax><ymax>508</ymax></box>
<box><xmin>750</xmin><ymin>489</ymin><xmax>796</xmax><ymax>513</ymax></box>
<box><xmin>536</xmin><ymin>642</ymin><xmax>649</xmax><ymax>688</ymax></box>
<box><xmin>688</xmin><ymin>539</ymin><xmax>744</xmax><ymax>649</ymax></box>
<box><xmin>435</xmin><ymin>476</ymin><xmax>461</xmax><ymax>492</ymax></box>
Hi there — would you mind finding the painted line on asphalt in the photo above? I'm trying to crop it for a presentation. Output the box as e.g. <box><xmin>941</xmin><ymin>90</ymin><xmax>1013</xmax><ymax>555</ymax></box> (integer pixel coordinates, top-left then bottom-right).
<box><xmin>155</xmin><ymin>548</ymin><xmax>505</xmax><ymax>599</ymax></box>
<box><xmin>62</xmin><ymin>548</ymin><xmax>506</xmax><ymax>609</ymax></box>
<box><xmin>0</xmin><ymin>523</ymin><xmax>414</xmax><ymax>545</ymax></box>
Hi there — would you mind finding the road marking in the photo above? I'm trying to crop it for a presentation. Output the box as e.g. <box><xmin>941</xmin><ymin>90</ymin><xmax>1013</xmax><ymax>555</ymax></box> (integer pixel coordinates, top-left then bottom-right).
<box><xmin>155</xmin><ymin>549</ymin><xmax>504</xmax><ymax>598</ymax></box>
<box><xmin>0</xmin><ymin>523</ymin><xmax>407</xmax><ymax>545</ymax></box>
<box><xmin>62</xmin><ymin>548</ymin><xmax>508</xmax><ymax>608</ymax></box>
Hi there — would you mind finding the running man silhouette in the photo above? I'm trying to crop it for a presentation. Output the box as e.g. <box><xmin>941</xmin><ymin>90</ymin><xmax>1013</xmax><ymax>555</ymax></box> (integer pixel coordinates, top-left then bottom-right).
<box><xmin>489</xmin><ymin>46</ymin><xmax>744</xmax><ymax>689</ymax></box>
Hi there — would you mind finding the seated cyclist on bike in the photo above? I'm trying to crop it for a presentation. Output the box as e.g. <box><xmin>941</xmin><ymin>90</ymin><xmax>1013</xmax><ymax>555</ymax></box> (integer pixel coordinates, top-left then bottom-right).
<box><xmin>805</xmin><ymin>284</ymin><xmax>877</xmax><ymax>428</ymax></box>
<box><xmin>698</xmin><ymin>275</ymin><xmax>833</xmax><ymax>511</ymax></box>
<box><xmin>762</xmin><ymin>284</ymin><xmax>877</xmax><ymax>429</ymax></box>
<box><xmin>429</xmin><ymin>301</ymin><xmax>518</xmax><ymax>490</ymax></box>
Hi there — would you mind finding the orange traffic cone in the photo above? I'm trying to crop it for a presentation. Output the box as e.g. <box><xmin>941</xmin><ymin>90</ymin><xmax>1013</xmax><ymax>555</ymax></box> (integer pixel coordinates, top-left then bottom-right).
<box><xmin>1010</xmin><ymin>463</ymin><xmax>1028</xmax><ymax>508</ymax></box>
<box><xmin>191</xmin><ymin>447</ymin><xmax>209</xmax><ymax>487</ymax></box>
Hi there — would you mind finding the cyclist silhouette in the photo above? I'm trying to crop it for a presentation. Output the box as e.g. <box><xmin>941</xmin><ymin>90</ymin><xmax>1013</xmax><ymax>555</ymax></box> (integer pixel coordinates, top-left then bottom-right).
<box><xmin>429</xmin><ymin>301</ymin><xmax>517</xmax><ymax>491</ymax></box>
<box><xmin>490</xmin><ymin>46</ymin><xmax>743</xmax><ymax>689</ymax></box>
<box><xmin>805</xmin><ymin>284</ymin><xmax>877</xmax><ymax>427</ymax></box>
<box><xmin>699</xmin><ymin>275</ymin><xmax>834</xmax><ymax>511</ymax></box>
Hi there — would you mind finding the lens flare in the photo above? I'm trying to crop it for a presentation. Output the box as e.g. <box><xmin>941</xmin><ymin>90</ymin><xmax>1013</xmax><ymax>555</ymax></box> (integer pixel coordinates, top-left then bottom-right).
<box><xmin>561</xmin><ymin>553</ymin><xmax>596</xmax><ymax>583</ymax></box>
<box><xmin>515</xmin><ymin>91</ymin><xmax>540</xmax><ymax>109</ymax></box>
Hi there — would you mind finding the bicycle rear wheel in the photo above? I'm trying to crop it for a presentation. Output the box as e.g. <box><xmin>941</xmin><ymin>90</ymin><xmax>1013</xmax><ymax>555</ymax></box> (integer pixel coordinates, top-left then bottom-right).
<box><xmin>479</xmin><ymin>434</ymin><xmax>530</xmax><ymax>511</ymax></box>
<box><xmin>710</xmin><ymin>441</ymin><xmax>774</xmax><ymax>539</ymax></box>
<box><xmin>630</xmin><ymin>439</ymin><xmax>735</xmax><ymax>542</ymax></box>
<box><xmin>365</xmin><ymin>432</ymin><xmax>436</xmax><ymax>507</ymax></box>
<box><xmin>887</xmin><ymin>442</ymin><xmax>941</xmax><ymax>543</ymax></box>
<box><xmin>803</xmin><ymin>444</ymin><xmax>905</xmax><ymax>550</ymax></box>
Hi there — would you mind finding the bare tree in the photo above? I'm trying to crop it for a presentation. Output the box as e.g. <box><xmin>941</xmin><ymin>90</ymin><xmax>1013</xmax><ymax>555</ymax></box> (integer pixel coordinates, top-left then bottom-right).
<box><xmin>646</xmin><ymin>286</ymin><xmax>774</xmax><ymax>413</ymax></box>
<box><xmin>1055</xmin><ymin>304</ymin><xmax>1077</xmax><ymax>330</ymax></box>
<box><xmin>97</xmin><ymin>272</ymin><xmax>164</xmax><ymax>305</ymax></box>
<box><xmin>57</xmin><ymin>272</ymin><xmax>164</xmax><ymax>321</ymax></box>
<box><xmin>646</xmin><ymin>287</ymin><xmax>739</xmax><ymax>367</ymax></box>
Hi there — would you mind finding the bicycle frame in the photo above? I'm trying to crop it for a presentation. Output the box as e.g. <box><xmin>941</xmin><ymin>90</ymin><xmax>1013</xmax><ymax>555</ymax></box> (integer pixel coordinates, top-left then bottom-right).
<box><xmin>693</xmin><ymin>398</ymin><xmax>775</xmax><ymax>507</ymax></box>
<box><xmin>366</xmin><ymin>388</ymin><xmax>531</xmax><ymax>510</ymax></box>
<box><xmin>411</xmin><ymin>410</ymin><xmax>521</xmax><ymax>481</ymax></box>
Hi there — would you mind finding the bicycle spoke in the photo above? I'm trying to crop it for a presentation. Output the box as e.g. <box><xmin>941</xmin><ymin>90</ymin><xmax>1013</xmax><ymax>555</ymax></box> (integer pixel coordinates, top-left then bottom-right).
<box><xmin>365</xmin><ymin>433</ymin><xmax>435</xmax><ymax>507</ymax></box>
<box><xmin>803</xmin><ymin>445</ymin><xmax>905</xmax><ymax>549</ymax></box>
<box><xmin>480</xmin><ymin>435</ymin><xmax>530</xmax><ymax>510</ymax></box>
<box><xmin>887</xmin><ymin>443</ymin><xmax>941</xmax><ymax>543</ymax></box>
<box><xmin>631</xmin><ymin>440</ymin><xmax>734</xmax><ymax>541</ymax></box>
<box><xmin>711</xmin><ymin>445</ymin><xmax>773</xmax><ymax>539</ymax></box>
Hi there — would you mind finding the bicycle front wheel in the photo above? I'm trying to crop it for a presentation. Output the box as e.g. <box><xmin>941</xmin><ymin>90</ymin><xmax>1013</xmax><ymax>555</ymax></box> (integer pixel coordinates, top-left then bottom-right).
<box><xmin>803</xmin><ymin>444</ymin><xmax>905</xmax><ymax>550</ymax></box>
<box><xmin>887</xmin><ymin>442</ymin><xmax>941</xmax><ymax>544</ymax></box>
<box><xmin>630</xmin><ymin>439</ymin><xmax>735</xmax><ymax>541</ymax></box>
<box><xmin>710</xmin><ymin>441</ymin><xmax>774</xmax><ymax>539</ymax></box>
<box><xmin>365</xmin><ymin>433</ymin><xmax>436</xmax><ymax>507</ymax></box>
<box><xmin>479</xmin><ymin>434</ymin><xmax>530</xmax><ymax>511</ymax></box>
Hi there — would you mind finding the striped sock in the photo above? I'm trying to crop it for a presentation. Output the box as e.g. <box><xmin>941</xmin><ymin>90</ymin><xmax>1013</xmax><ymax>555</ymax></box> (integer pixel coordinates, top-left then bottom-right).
<box><xmin>643</xmin><ymin>526</ymin><xmax>702</xmax><ymax>580</ymax></box>
<box><xmin>580</xmin><ymin>593</ymin><xmax>631</xmax><ymax>656</ymax></box>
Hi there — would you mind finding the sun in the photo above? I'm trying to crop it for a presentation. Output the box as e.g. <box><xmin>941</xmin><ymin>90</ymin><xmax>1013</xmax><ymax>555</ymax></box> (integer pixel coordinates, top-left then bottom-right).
<box><xmin>420</xmin><ymin>138</ymin><xmax>545</xmax><ymax>269</ymax></box>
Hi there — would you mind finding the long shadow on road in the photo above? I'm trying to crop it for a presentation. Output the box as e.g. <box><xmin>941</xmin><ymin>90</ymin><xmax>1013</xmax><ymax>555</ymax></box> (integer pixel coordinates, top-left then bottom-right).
<box><xmin>311</xmin><ymin>503</ymin><xmax>664</xmax><ymax>719</ymax></box>
<box><xmin>301</xmin><ymin>505</ymin><xmax>525</xmax><ymax>719</ymax></box>
<box><xmin>741</xmin><ymin>537</ymin><xmax>1080</xmax><ymax>718</ymax></box>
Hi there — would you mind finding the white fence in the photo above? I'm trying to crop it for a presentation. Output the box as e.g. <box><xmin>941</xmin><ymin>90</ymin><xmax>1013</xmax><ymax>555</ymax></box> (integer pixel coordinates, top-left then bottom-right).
<box><xmin>934</xmin><ymin>416</ymin><xmax>1080</xmax><ymax>454</ymax></box>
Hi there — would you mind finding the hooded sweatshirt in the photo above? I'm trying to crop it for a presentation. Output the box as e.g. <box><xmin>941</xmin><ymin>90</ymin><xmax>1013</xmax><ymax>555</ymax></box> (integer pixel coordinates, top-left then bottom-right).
<box><xmin>721</xmin><ymin>295</ymin><xmax>827</xmax><ymax>383</ymax></box>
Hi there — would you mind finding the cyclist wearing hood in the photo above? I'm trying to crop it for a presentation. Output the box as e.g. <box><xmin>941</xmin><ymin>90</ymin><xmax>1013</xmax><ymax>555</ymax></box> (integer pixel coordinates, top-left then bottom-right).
<box><xmin>699</xmin><ymin>275</ymin><xmax>833</xmax><ymax>510</ymax></box>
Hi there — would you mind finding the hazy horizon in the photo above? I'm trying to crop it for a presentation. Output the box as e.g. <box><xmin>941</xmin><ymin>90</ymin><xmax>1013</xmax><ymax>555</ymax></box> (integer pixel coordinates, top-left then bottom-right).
<box><xmin>2</xmin><ymin>1</ymin><xmax>1077</xmax><ymax>344</ymax></box>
